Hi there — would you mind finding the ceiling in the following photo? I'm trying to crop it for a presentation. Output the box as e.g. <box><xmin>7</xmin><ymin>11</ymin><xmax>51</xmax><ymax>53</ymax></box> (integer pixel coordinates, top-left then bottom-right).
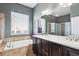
<box><xmin>20</xmin><ymin>3</ymin><xmax>70</xmax><ymax>17</ymax></box>
<box><xmin>41</xmin><ymin>3</ymin><xmax>71</xmax><ymax>17</ymax></box>
<box><xmin>19</xmin><ymin>3</ymin><xmax>37</xmax><ymax>8</ymax></box>
<box><xmin>51</xmin><ymin>5</ymin><xmax>70</xmax><ymax>17</ymax></box>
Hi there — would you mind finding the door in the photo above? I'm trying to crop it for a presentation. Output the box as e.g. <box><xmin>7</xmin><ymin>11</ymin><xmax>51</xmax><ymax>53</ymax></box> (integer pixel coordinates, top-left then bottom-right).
<box><xmin>56</xmin><ymin>23</ymin><xmax>62</xmax><ymax>35</ymax></box>
<box><xmin>50</xmin><ymin>23</ymin><xmax>55</xmax><ymax>34</ymax></box>
<box><xmin>65</xmin><ymin>22</ymin><xmax>70</xmax><ymax>36</ymax></box>
<box><xmin>56</xmin><ymin>23</ymin><xmax>65</xmax><ymax>36</ymax></box>
<box><xmin>0</xmin><ymin>13</ymin><xmax>5</xmax><ymax>39</ymax></box>
<box><xmin>61</xmin><ymin>23</ymin><xmax>65</xmax><ymax>36</ymax></box>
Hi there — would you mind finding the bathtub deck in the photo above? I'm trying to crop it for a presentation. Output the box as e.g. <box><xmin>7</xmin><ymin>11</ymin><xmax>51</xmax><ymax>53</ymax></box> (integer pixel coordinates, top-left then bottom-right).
<box><xmin>0</xmin><ymin>39</ymin><xmax>34</xmax><ymax>56</ymax></box>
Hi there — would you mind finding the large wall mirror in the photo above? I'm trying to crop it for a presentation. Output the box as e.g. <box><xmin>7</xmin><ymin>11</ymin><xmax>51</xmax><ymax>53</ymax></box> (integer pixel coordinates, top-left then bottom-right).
<box><xmin>11</xmin><ymin>11</ymin><xmax>29</xmax><ymax>35</ymax></box>
<box><xmin>42</xmin><ymin>3</ymin><xmax>71</xmax><ymax>36</ymax></box>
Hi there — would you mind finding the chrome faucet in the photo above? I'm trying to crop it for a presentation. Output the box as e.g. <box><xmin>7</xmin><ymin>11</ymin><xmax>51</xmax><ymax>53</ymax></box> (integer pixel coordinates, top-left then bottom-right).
<box><xmin>66</xmin><ymin>36</ymin><xmax>74</xmax><ymax>41</ymax></box>
<box><xmin>7</xmin><ymin>40</ymin><xmax>13</xmax><ymax>48</ymax></box>
<box><xmin>74</xmin><ymin>37</ymin><xmax>79</xmax><ymax>41</ymax></box>
<box><xmin>66</xmin><ymin>35</ymin><xmax>79</xmax><ymax>42</ymax></box>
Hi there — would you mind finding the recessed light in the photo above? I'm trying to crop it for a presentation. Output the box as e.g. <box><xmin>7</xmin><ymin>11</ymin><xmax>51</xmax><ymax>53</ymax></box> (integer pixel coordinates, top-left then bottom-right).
<box><xmin>41</xmin><ymin>9</ymin><xmax>52</xmax><ymax>15</ymax></box>
<box><xmin>67</xmin><ymin>3</ymin><xmax>72</xmax><ymax>6</ymax></box>
<box><xmin>55</xmin><ymin>14</ymin><xmax>59</xmax><ymax>17</ymax></box>
<box><xmin>63</xmin><ymin>5</ymin><xmax>67</xmax><ymax>7</ymax></box>
<box><xmin>59</xmin><ymin>3</ymin><xmax>72</xmax><ymax>7</ymax></box>
<box><xmin>59</xmin><ymin>3</ymin><xmax>64</xmax><ymax>5</ymax></box>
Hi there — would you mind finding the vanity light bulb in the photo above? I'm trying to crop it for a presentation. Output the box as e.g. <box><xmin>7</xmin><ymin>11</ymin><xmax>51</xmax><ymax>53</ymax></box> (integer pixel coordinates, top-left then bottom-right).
<box><xmin>55</xmin><ymin>14</ymin><xmax>59</xmax><ymax>17</ymax></box>
<box><xmin>59</xmin><ymin>3</ymin><xmax>64</xmax><ymax>5</ymax></box>
<box><xmin>59</xmin><ymin>3</ymin><xmax>72</xmax><ymax>7</ymax></box>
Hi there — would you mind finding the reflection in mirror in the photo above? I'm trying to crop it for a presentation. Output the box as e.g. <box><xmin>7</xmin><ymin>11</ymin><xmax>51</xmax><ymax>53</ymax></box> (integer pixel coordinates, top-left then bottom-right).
<box><xmin>42</xmin><ymin>3</ymin><xmax>71</xmax><ymax>36</ymax></box>
<box><xmin>50</xmin><ymin>23</ymin><xmax>55</xmax><ymax>34</ymax></box>
<box><xmin>55</xmin><ymin>14</ymin><xmax>71</xmax><ymax>36</ymax></box>
<box><xmin>38</xmin><ymin>18</ymin><xmax>46</xmax><ymax>34</ymax></box>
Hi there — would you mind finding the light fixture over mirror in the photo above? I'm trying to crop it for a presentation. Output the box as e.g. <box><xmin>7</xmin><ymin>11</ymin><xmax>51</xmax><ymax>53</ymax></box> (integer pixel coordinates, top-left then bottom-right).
<box><xmin>54</xmin><ymin>14</ymin><xmax>59</xmax><ymax>17</ymax></box>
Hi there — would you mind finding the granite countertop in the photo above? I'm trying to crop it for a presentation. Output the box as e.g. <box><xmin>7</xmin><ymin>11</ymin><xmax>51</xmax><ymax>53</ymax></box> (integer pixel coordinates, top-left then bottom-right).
<box><xmin>33</xmin><ymin>34</ymin><xmax>79</xmax><ymax>50</ymax></box>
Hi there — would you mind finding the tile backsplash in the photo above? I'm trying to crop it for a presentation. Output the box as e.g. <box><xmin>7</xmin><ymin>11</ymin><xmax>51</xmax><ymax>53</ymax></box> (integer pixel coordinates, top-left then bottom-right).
<box><xmin>5</xmin><ymin>36</ymin><xmax>31</xmax><ymax>42</ymax></box>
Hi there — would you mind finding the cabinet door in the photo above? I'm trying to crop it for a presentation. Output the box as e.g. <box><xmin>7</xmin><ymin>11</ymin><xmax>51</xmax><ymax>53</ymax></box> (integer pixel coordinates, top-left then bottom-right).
<box><xmin>42</xmin><ymin>40</ymin><xmax>49</xmax><ymax>52</ymax></box>
<box><xmin>63</xmin><ymin>47</ymin><xmax>68</xmax><ymax>56</ymax></box>
<box><xmin>37</xmin><ymin>39</ymin><xmax>42</xmax><ymax>55</ymax></box>
<box><xmin>41</xmin><ymin>40</ymin><xmax>49</xmax><ymax>56</ymax></box>
<box><xmin>33</xmin><ymin>38</ymin><xmax>42</xmax><ymax>55</ymax></box>
<box><xmin>51</xmin><ymin>43</ymin><xmax>62</xmax><ymax>56</ymax></box>
<box><xmin>32</xmin><ymin>38</ymin><xmax>38</xmax><ymax>55</ymax></box>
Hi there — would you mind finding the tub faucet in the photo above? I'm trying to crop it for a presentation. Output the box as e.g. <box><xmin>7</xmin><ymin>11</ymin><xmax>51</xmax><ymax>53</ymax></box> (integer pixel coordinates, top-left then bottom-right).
<box><xmin>7</xmin><ymin>40</ymin><xmax>13</xmax><ymax>48</ymax></box>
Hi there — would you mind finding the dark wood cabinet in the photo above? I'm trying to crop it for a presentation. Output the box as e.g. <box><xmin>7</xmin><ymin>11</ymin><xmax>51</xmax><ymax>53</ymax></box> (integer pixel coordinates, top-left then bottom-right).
<box><xmin>67</xmin><ymin>48</ymin><xmax>79</xmax><ymax>56</ymax></box>
<box><xmin>37</xmin><ymin>39</ymin><xmax>42</xmax><ymax>55</ymax></box>
<box><xmin>42</xmin><ymin>40</ymin><xmax>49</xmax><ymax>52</ymax></box>
<box><xmin>32</xmin><ymin>37</ymin><xmax>38</xmax><ymax>55</ymax></box>
<box><xmin>41</xmin><ymin>40</ymin><xmax>50</xmax><ymax>56</ymax></box>
<box><xmin>32</xmin><ymin>37</ymin><xmax>79</xmax><ymax>56</ymax></box>
<box><xmin>62</xmin><ymin>47</ymin><xmax>68</xmax><ymax>56</ymax></box>
<box><xmin>50</xmin><ymin>43</ymin><xmax>62</xmax><ymax>56</ymax></box>
<box><xmin>32</xmin><ymin>37</ymin><xmax>42</xmax><ymax>56</ymax></box>
<box><xmin>33</xmin><ymin>37</ymin><xmax>50</xmax><ymax>56</ymax></box>
<box><xmin>33</xmin><ymin>37</ymin><xmax>63</xmax><ymax>56</ymax></box>
<box><xmin>62</xmin><ymin>47</ymin><xmax>79</xmax><ymax>56</ymax></box>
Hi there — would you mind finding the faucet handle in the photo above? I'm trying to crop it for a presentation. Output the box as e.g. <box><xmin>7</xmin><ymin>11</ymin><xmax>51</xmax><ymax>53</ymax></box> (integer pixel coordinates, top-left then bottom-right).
<box><xmin>66</xmin><ymin>35</ymin><xmax>74</xmax><ymax>41</ymax></box>
<box><xmin>74</xmin><ymin>37</ymin><xmax>79</xmax><ymax>41</ymax></box>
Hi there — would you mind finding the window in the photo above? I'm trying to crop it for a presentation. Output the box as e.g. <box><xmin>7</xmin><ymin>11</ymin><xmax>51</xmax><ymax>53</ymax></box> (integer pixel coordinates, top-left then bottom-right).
<box><xmin>11</xmin><ymin>11</ymin><xmax>29</xmax><ymax>35</ymax></box>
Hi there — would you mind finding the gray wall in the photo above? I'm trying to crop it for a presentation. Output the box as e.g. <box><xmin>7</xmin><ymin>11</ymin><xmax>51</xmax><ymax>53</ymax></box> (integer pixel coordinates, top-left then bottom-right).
<box><xmin>0</xmin><ymin>3</ymin><xmax>33</xmax><ymax>37</ymax></box>
<box><xmin>42</xmin><ymin>15</ymin><xmax>56</xmax><ymax>23</ymax></box>
<box><xmin>56</xmin><ymin>14</ymin><xmax>70</xmax><ymax>23</ymax></box>
<box><xmin>71</xmin><ymin>3</ymin><xmax>79</xmax><ymax>35</ymax></box>
<box><xmin>71</xmin><ymin>3</ymin><xmax>79</xmax><ymax>17</ymax></box>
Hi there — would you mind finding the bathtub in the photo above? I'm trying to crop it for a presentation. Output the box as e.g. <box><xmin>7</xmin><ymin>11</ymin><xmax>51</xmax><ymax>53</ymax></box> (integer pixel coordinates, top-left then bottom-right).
<box><xmin>4</xmin><ymin>39</ymin><xmax>33</xmax><ymax>51</ymax></box>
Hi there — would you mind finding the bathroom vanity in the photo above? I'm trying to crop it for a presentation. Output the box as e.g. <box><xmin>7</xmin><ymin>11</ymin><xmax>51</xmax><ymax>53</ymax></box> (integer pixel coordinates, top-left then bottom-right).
<box><xmin>32</xmin><ymin>34</ymin><xmax>79</xmax><ymax>56</ymax></box>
